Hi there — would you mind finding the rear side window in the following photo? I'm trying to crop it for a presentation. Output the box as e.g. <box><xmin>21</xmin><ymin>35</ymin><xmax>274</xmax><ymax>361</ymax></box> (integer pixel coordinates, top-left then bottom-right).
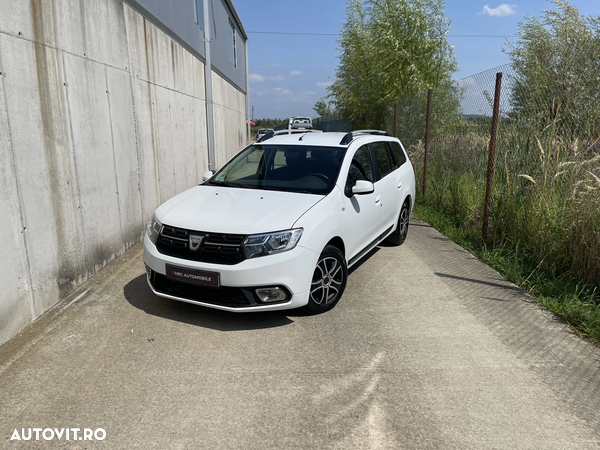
<box><xmin>389</xmin><ymin>141</ymin><xmax>407</xmax><ymax>168</ymax></box>
<box><xmin>371</xmin><ymin>141</ymin><xmax>394</xmax><ymax>178</ymax></box>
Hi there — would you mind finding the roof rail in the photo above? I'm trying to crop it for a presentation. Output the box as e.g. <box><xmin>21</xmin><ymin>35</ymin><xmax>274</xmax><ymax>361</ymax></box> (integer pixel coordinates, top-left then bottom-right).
<box><xmin>256</xmin><ymin>130</ymin><xmax>274</xmax><ymax>143</ymax></box>
<box><xmin>339</xmin><ymin>129</ymin><xmax>391</xmax><ymax>145</ymax></box>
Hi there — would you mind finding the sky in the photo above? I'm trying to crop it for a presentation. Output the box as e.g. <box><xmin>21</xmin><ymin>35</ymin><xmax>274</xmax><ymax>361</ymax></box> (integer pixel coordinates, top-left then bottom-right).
<box><xmin>233</xmin><ymin>0</ymin><xmax>598</xmax><ymax>120</ymax></box>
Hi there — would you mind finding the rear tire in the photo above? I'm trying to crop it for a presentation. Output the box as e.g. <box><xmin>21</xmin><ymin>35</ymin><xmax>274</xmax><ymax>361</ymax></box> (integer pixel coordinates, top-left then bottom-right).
<box><xmin>303</xmin><ymin>245</ymin><xmax>347</xmax><ymax>314</ymax></box>
<box><xmin>386</xmin><ymin>199</ymin><xmax>410</xmax><ymax>246</ymax></box>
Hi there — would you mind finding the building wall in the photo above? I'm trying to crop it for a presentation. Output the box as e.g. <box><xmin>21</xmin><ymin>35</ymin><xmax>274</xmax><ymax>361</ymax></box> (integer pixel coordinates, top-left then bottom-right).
<box><xmin>123</xmin><ymin>0</ymin><xmax>248</xmax><ymax>93</ymax></box>
<box><xmin>0</xmin><ymin>0</ymin><xmax>247</xmax><ymax>346</ymax></box>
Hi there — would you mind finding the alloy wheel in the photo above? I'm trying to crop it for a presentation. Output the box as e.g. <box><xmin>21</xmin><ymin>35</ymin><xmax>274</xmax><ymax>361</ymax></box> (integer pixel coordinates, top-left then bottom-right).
<box><xmin>310</xmin><ymin>257</ymin><xmax>344</xmax><ymax>305</ymax></box>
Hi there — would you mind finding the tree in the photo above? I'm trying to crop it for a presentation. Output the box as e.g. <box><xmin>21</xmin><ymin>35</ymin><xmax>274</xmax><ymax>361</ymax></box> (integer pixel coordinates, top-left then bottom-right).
<box><xmin>313</xmin><ymin>98</ymin><xmax>333</xmax><ymax>117</ymax></box>
<box><xmin>504</xmin><ymin>0</ymin><xmax>600</xmax><ymax>137</ymax></box>
<box><xmin>329</xmin><ymin>0</ymin><xmax>457</xmax><ymax>129</ymax></box>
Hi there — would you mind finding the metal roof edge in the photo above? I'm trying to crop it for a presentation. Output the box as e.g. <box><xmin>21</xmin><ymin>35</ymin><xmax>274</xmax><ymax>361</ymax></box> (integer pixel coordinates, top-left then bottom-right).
<box><xmin>224</xmin><ymin>0</ymin><xmax>248</xmax><ymax>40</ymax></box>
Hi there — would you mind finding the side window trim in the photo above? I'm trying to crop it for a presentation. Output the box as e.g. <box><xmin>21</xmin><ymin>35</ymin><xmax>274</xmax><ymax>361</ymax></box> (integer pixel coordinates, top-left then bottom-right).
<box><xmin>367</xmin><ymin>142</ymin><xmax>394</xmax><ymax>181</ymax></box>
<box><xmin>387</xmin><ymin>141</ymin><xmax>407</xmax><ymax>169</ymax></box>
<box><xmin>366</xmin><ymin>143</ymin><xmax>381</xmax><ymax>181</ymax></box>
<box><xmin>385</xmin><ymin>142</ymin><xmax>398</xmax><ymax>170</ymax></box>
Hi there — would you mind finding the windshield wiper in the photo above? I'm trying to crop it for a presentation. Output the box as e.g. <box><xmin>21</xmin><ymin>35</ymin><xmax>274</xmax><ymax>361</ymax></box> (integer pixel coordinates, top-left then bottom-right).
<box><xmin>208</xmin><ymin>180</ymin><xmax>247</xmax><ymax>188</ymax></box>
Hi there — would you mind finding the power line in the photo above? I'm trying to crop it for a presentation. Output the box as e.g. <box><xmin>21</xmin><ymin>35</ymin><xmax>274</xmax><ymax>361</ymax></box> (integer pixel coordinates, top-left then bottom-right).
<box><xmin>247</xmin><ymin>31</ymin><xmax>338</xmax><ymax>36</ymax></box>
<box><xmin>246</xmin><ymin>31</ymin><xmax>517</xmax><ymax>38</ymax></box>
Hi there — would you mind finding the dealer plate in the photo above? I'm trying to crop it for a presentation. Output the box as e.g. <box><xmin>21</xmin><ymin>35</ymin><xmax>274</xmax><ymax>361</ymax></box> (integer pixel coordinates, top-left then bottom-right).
<box><xmin>165</xmin><ymin>264</ymin><xmax>220</xmax><ymax>288</ymax></box>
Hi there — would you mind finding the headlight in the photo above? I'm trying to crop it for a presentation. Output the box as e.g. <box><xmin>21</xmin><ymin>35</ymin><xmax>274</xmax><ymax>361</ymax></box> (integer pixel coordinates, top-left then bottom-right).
<box><xmin>146</xmin><ymin>214</ymin><xmax>162</xmax><ymax>245</ymax></box>
<box><xmin>243</xmin><ymin>228</ymin><xmax>303</xmax><ymax>259</ymax></box>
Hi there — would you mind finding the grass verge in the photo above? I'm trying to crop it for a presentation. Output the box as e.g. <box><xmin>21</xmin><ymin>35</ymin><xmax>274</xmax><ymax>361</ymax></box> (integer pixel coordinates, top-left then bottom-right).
<box><xmin>413</xmin><ymin>203</ymin><xmax>600</xmax><ymax>345</ymax></box>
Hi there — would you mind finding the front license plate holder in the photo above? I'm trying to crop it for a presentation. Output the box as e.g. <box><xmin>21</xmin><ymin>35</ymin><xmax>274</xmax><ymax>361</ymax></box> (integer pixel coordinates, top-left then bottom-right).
<box><xmin>165</xmin><ymin>264</ymin><xmax>220</xmax><ymax>288</ymax></box>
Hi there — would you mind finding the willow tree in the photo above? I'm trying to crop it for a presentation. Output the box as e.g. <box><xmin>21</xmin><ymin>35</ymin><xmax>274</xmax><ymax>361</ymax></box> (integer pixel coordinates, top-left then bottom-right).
<box><xmin>329</xmin><ymin>0</ymin><xmax>457</xmax><ymax>129</ymax></box>
<box><xmin>505</xmin><ymin>0</ymin><xmax>600</xmax><ymax>137</ymax></box>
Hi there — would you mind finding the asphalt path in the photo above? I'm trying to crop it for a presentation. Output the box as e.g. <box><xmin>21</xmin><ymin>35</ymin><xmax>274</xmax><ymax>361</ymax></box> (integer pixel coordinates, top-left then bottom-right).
<box><xmin>1</xmin><ymin>219</ymin><xmax>599</xmax><ymax>449</ymax></box>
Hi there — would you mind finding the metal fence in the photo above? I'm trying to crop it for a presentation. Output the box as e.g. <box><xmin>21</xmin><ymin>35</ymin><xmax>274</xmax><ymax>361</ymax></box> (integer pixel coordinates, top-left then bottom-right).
<box><xmin>315</xmin><ymin>64</ymin><xmax>600</xmax><ymax>287</ymax></box>
<box><xmin>313</xmin><ymin>114</ymin><xmax>353</xmax><ymax>132</ymax></box>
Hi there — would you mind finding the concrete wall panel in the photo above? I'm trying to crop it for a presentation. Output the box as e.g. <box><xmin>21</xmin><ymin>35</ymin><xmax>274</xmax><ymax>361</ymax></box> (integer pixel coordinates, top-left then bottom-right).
<box><xmin>78</xmin><ymin>0</ymin><xmax>130</xmax><ymax>69</ymax></box>
<box><xmin>152</xmin><ymin>84</ymin><xmax>177</xmax><ymax>204</ymax></box>
<box><xmin>168</xmin><ymin>88</ymin><xmax>187</xmax><ymax>194</ymax></box>
<box><xmin>106</xmin><ymin>65</ymin><xmax>144</xmax><ymax>248</ymax></box>
<box><xmin>63</xmin><ymin>53</ymin><xmax>124</xmax><ymax>276</ymax></box>
<box><xmin>182</xmin><ymin>95</ymin><xmax>199</xmax><ymax>189</ymax></box>
<box><xmin>0</xmin><ymin>1</ymin><xmax>34</xmax><ymax>42</ymax></box>
<box><xmin>0</xmin><ymin>55</ymin><xmax>34</xmax><ymax>344</ymax></box>
<box><xmin>0</xmin><ymin>1</ymin><xmax>246</xmax><ymax>346</ymax></box>
<box><xmin>212</xmin><ymin>72</ymin><xmax>246</xmax><ymax>168</ymax></box>
<box><xmin>145</xmin><ymin>21</ymin><xmax>175</xmax><ymax>89</ymax></box>
<box><xmin>123</xmin><ymin>5</ymin><xmax>150</xmax><ymax>81</ymax></box>
<box><xmin>130</xmin><ymin>77</ymin><xmax>160</xmax><ymax>222</ymax></box>
<box><xmin>192</xmin><ymin>96</ymin><xmax>209</xmax><ymax>181</ymax></box>
<box><xmin>0</xmin><ymin>34</ymin><xmax>87</xmax><ymax>316</ymax></box>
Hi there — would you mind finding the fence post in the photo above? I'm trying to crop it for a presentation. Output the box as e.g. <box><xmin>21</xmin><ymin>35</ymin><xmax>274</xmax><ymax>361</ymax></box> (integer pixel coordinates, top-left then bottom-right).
<box><xmin>393</xmin><ymin>103</ymin><xmax>397</xmax><ymax>137</ymax></box>
<box><xmin>482</xmin><ymin>72</ymin><xmax>503</xmax><ymax>242</ymax></box>
<box><xmin>423</xmin><ymin>89</ymin><xmax>432</xmax><ymax>197</ymax></box>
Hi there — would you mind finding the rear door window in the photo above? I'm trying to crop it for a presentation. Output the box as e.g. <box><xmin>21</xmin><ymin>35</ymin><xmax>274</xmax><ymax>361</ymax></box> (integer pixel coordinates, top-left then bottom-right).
<box><xmin>371</xmin><ymin>141</ymin><xmax>394</xmax><ymax>179</ymax></box>
<box><xmin>389</xmin><ymin>141</ymin><xmax>407</xmax><ymax>168</ymax></box>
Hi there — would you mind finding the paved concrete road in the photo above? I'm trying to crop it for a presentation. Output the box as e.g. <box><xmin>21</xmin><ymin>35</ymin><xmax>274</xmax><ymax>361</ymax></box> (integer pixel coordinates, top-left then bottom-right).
<box><xmin>1</xmin><ymin>220</ymin><xmax>599</xmax><ymax>449</ymax></box>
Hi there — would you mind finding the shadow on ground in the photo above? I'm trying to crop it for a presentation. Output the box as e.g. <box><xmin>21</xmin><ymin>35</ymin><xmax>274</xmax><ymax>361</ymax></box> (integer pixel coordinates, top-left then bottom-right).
<box><xmin>123</xmin><ymin>246</ymin><xmax>385</xmax><ymax>331</ymax></box>
<box><xmin>123</xmin><ymin>275</ymin><xmax>296</xmax><ymax>331</ymax></box>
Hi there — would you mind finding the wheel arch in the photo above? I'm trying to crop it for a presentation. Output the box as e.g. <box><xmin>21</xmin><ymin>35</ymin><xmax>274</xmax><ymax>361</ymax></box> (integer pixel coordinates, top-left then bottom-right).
<box><xmin>404</xmin><ymin>194</ymin><xmax>413</xmax><ymax>212</ymax></box>
<box><xmin>325</xmin><ymin>236</ymin><xmax>346</xmax><ymax>261</ymax></box>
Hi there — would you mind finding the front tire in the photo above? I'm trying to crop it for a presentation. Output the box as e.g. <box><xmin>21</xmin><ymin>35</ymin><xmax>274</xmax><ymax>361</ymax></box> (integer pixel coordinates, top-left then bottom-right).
<box><xmin>304</xmin><ymin>245</ymin><xmax>347</xmax><ymax>314</ymax></box>
<box><xmin>386</xmin><ymin>199</ymin><xmax>410</xmax><ymax>246</ymax></box>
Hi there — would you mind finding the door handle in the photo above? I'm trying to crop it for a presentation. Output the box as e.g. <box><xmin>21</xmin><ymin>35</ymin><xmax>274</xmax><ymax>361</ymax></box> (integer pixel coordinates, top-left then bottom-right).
<box><xmin>375</xmin><ymin>195</ymin><xmax>381</xmax><ymax>204</ymax></box>
<box><xmin>397</xmin><ymin>181</ymin><xmax>403</xmax><ymax>190</ymax></box>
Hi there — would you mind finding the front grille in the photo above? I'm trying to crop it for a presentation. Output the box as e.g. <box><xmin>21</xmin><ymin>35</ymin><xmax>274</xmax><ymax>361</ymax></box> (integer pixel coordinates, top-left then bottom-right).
<box><xmin>151</xmin><ymin>273</ymin><xmax>256</xmax><ymax>307</ymax></box>
<box><xmin>156</xmin><ymin>225</ymin><xmax>246</xmax><ymax>264</ymax></box>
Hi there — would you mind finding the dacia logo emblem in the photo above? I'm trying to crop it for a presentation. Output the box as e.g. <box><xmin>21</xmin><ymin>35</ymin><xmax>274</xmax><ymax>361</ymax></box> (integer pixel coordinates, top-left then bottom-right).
<box><xmin>189</xmin><ymin>235</ymin><xmax>204</xmax><ymax>251</ymax></box>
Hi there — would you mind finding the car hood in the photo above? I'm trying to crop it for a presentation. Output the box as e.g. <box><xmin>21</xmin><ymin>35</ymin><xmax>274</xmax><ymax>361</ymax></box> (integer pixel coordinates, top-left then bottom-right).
<box><xmin>155</xmin><ymin>185</ymin><xmax>323</xmax><ymax>234</ymax></box>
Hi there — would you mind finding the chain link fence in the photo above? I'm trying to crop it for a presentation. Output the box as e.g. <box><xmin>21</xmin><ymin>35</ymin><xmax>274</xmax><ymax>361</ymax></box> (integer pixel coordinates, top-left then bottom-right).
<box><xmin>401</xmin><ymin>64</ymin><xmax>599</xmax><ymax>288</ymax></box>
<box><xmin>315</xmin><ymin>63</ymin><xmax>600</xmax><ymax>287</ymax></box>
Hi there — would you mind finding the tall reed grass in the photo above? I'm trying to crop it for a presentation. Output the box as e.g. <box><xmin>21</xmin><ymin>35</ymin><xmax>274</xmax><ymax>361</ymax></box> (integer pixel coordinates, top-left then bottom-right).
<box><xmin>408</xmin><ymin>120</ymin><xmax>600</xmax><ymax>292</ymax></box>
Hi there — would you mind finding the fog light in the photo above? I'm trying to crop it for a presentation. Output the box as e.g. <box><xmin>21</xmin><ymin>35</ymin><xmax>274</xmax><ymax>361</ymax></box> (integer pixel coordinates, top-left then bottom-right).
<box><xmin>255</xmin><ymin>287</ymin><xmax>288</xmax><ymax>303</ymax></box>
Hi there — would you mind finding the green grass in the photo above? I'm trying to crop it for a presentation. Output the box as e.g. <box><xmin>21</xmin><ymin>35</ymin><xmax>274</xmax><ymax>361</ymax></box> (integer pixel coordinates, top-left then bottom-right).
<box><xmin>414</xmin><ymin>203</ymin><xmax>600</xmax><ymax>345</ymax></box>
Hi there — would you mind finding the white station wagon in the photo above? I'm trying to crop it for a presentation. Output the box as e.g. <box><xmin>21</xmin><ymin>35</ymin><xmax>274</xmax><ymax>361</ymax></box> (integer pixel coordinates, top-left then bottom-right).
<box><xmin>143</xmin><ymin>130</ymin><xmax>416</xmax><ymax>313</ymax></box>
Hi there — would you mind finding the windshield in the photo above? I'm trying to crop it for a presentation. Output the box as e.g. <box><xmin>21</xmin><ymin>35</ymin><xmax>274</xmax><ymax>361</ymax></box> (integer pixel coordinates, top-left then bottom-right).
<box><xmin>207</xmin><ymin>144</ymin><xmax>346</xmax><ymax>195</ymax></box>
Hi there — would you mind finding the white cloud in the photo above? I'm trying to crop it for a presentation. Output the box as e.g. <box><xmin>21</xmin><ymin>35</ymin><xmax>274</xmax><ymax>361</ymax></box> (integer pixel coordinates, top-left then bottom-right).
<box><xmin>249</xmin><ymin>74</ymin><xmax>284</xmax><ymax>83</ymax></box>
<box><xmin>478</xmin><ymin>4</ymin><xmax>517</xmax><ymax>17</ymax></box>
<box><xmin>317</xmin><ymin>82</ymin><xmax>333</xmax><ymax>88</ymax></box>
<box><xmin>455</xmin><ymin>76</ymin><xmax>475</xmax><ymax>88</ymax></box>
<box><xmin>249</xmin><ymin>74</ymin><xmax>265</xmax><ymax>83</ymax></box>
<box><xmin>290</xmin><ymin>71</ymin><xmax>302</xmax><ymax>76</ymax></box>
<box><xmin>272</xmin><ymin>87</ymin><xmax>316</xmax><ymax>103</ymax></box>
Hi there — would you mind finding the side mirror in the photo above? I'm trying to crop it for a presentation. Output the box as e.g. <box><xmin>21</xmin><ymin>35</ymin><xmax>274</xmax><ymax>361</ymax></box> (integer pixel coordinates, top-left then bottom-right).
<box><xmin>202</xmin><ymin>171</ymin><xmax>214</xmax><ymax>182</ymax></box>
<box><xmin>352</xmin><ymin>180</ymin><xmax>374</xmax><ymax>195</ymax></box>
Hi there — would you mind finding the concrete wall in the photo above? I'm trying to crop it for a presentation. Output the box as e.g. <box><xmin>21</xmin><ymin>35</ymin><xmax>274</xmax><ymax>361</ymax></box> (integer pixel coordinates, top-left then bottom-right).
<box><xmin>213</xmin><ymin>71</ymin><xmax>248</xmax><ymax>168</ymax></box>
<box><xmin>0</xmin><ymin>0</ymin><xmax>247</xmax><ymax>346</ymax></box>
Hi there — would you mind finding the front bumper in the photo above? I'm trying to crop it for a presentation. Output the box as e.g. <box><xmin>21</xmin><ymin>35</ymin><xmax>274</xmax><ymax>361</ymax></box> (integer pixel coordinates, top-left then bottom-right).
<box><xmin>143</xmin><ymin>235</ymin><xmax>318</xmax><ymax>312</ymax></box>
